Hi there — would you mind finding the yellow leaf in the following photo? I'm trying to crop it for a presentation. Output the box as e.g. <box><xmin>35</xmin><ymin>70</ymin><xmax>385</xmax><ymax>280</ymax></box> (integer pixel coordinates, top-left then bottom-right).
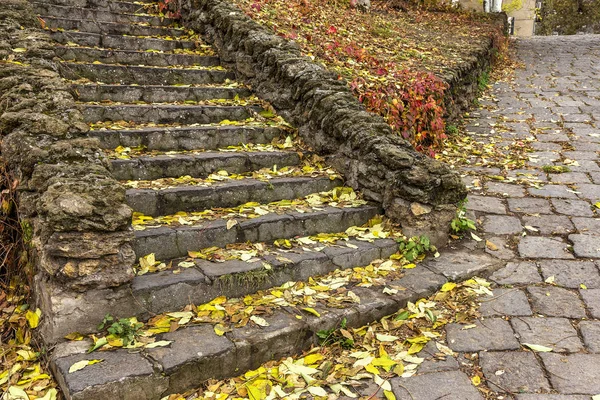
<box><xmin>384</xmin><ymin>390</ymin><xmax>397</xmax><ymax>400</ymax></box>
<box><xmin>12</xmin><ymin>48</ymin><xmax>27</xmax><ymax>53</ymax></box>
<box><xmin>302</xmin><ymin>307</ymin><xmax>320</xmax><ymax>317</ymax></box>
<box><xmin>403</xmin><ymin>263</ymin><xmax>416</xmax><ymax>269</ymax></box>
<box><xmin>372</xmin><ymin>357</ymin><xmax>397</xmax><ymax>369</ymax></box>
<box><xmin>471</xmin><ymin>375</ymin><xmax>481</xmax><ymax>386</ymax></box>
<box><xmin>64</xmin><ymin>332</ymin><xmax>84</xmax><ymax>341</ymax></box>
<box><xmin>26</xmin><ymin>308</ymin><xmax>41</xmax><ymax>328</ymax></box>
<box><xmin>226</xmin><ymin>219</ymin><xmax>238</xmax><ymax>230</ymax></box>
<box><xmin>145</xmin><ymin>340</ymin><xmax>172</xmax><ymax>349</ymax></box>
<box><xmin>365</xmin><ymin>363</ymin><xmax>380</xmax><ymax>375</ymax></box>
<box><xmin>581</xmin><ymin>283</ymin><xmax>588</xmax><ymax>290</ymax></box>
<box><xmin>392</xmin><ymin>362</ymin><xmax>404</xmax><ymax>376</ymax></box>
<box><xmin>214</xmin><ymin>324</ymin><xmax>226</xmax><ymax>336</ymax></box>
<box><xmin>68</xmin><ymin>359</ymin><xmax>103</xmax><ymax>373</ymax></box>
<box><xmin>407</xmin><ymin>342</ymin><xmax>425</xmax><ymax>354</ymax></box>
<box><xmin>304</xmin><ymin>353</ymin><xmax>323</xmax><ymax>365</ymax></box>
<box><xmin>485</xmin><ymin>240</ymin><xmax>498</xmax><ymax>251</ymax></box>
<box><xmin>440</xmin><ymin>282</ymin><xmax>457</xmax><ymax>292</ymax></box>
<box><xmin>250</xmin><ymin>315</ymin><xmax>269</xmax><ymax>327</ymax></box>
<box><xmin>246</xmin><ymin>383</ymin><xmax>265</xmax><ymax>400</ymax></box>
<box><xmin>523</xmin><ymin>343</ymin><xmax>553</xmax><ymax>352</ymax></box>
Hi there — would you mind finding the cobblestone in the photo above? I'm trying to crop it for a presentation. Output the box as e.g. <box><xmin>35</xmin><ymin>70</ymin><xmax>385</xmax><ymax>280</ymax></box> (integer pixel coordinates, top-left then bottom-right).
<box><xmin>540</xmin><ymin>353</ymin><xmax>600</xmax><ymax>394</ymax></box>
<box><xmin>511</xmin><ymin>317</ymin><xmax>584</xmax><ymax>353</ymax></box>
<box><xmin>581</xmin><ymin>288</ymin><xmax>600</xmax><ymax>318</ymax></box>
<box><xmin>479</xmin><ymin>289</ymin><xmax>532</xmax><ymax>317</ymax></box>
<box><xmin>518</xmin><ymin>236</ymin><xmax>574</xmax><ymax>259</ymax></box>
<box><xmin>480</xmin><ymin>351</ymin><xmax>550</xmax><ymax>392</ymax></box>
<box><xmin>446</xmin><ymin>319</ymin><xmax>520</xmax><ymax>352</ymax></box>
<box><xmin>527</xmin><ymin>286</ymin><xmax>587</xmax><ymax>318</ymax></box>
<box><xmin>579</xmin><ymin>320</ymin><xmax>600</xmax><ymax>353</ymax></box>
<box><xmin>539</xmin><ymin>260</ymin><xmax>600</xmax><ymax>288</ymax></box>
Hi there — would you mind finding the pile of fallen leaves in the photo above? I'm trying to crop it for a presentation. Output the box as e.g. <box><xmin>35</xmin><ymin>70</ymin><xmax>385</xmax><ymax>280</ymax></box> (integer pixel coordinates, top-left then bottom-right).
<box><xmin>165</xmin><ymin>278</ymin><xmax>491</xmax><ymax>400</ymax></box>
<box><xmin>229</xmin><ymin>0</ymin><xmax>505</xmax><ymax>153</ymax></box>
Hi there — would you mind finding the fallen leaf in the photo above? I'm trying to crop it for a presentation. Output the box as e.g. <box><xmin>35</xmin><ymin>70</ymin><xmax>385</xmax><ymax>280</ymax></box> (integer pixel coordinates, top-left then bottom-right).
<box><xmin>68</xmin><ymin>359</ymin><xmax>103</xmax><ymax>373</ymax></box>
<box><xmin>523</xmin><ymin>343</ymin><xmax>553</xmax><ymax>352</ymax></box>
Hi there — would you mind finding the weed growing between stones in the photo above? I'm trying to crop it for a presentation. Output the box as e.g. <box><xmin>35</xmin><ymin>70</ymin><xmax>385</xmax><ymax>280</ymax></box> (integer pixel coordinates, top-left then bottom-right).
<box><xmin>451</xmin><ymin>200</ymin><xmax>477</xmax><ymax>235</ymax></box>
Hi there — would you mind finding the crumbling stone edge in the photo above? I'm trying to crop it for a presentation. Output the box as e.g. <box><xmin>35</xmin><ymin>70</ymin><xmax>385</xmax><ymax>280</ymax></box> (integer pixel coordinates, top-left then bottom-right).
<box><xmin>178</xmin><ymin>0</ymin><xmax>480</xmax><ymax>245</ymax></box>
<box><xmin>0</xmin><ymin>0</ymin><xmax>135</xmax><ymax>342</ymax></box>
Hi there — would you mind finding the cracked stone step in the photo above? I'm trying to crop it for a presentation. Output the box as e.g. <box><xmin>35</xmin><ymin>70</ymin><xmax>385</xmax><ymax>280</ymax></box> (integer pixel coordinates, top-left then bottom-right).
<box><xmin>50</xmin><ymin>31</ymin><xmax>198</xmax><ymax>52</ymax></box>
<box><xmin>50</xmin><ymin>262</ymin><xmax>453</xmax><ymax>399</ymax></box>
<box><xmin>39</xmin><ymin>0</ymin><xmax>152</xmax><ymax>12</ymax></box>
<box><xmin>133</xmin><ymin>237</ymin><xmax>399</xmax><ymax>314</ymax></box>
<box><xmin>82</xmin><ymin>104</ymin><xmax>261</xmax><ymax>124</ymax></box>
<box><xmin>74</xmin><ymin>83</ymin><xmax>251</xmax><ymax>103</ymax></box>
<box><xmin>62</xmin><ymin>62</ymin><xmax>234</xmax><ymax>85</ymax></box>
<box><xmin>127</xmin><ymin>176</ymin><xmax>344</xmax><ymax>215</ymax></box>
<box><xmin>133</xmin><ymin>204</ymin><xmax>381</xmax><ymax>259</ymax></box>
<box><xmin>54</xmin><ymin>46</ymin><xmax>219</xmax><ymax>67</ymax></box>
<box><xmin>91</xmin><ymin>124</ymin><xmax>285</xmax><ymax>151</ymax></box>
<box><xmin>43</xmin><ymin>16</ymin><xmax>186</xmax><ymax>37</ymax></box>
<box><xmin>34</xmin><ymin>3</ymin><xmax>173</xmax><ymax>25</ymax></box>
<box><xmin>110</xmin><ymin>150</ymin><xmax>301</xmax><ymax>181</ymax></box>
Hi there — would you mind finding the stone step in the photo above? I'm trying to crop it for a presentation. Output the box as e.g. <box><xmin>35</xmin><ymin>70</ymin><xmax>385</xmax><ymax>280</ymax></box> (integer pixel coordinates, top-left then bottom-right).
<box><xmin>74</xmin><ymin>83</ymin><xmax>250</xmax><ymax>103</ymax></box>
<box><xmin>133</xmin><ymin>236</ymin><xmax>398</xmax><ymax>315</ymax></box>
<box><xmin>127</xmin><ymin>176</ymin><xmax>344</xmax><ymax>216</ymax></box>
<box><xmin>43</xmin><ymin>16</ymin><xmax>186</xmax><ymax>37</ymax></box>
<box><xmin>55</xmin><ymin>46</ymin><xmax>219</xmax><ymax>67</ymax></box>
<box><xmin>34</xmin><ymin>3</ymin><xmax>173</xmax><ymax>25</ymax></box>
<box><xmin>82</xmin><ymin>103</ymin><xmax>261</xmax><ymax>124</ymax></box>
<box><xmin>61</xmin><ymin>62</ymin><xmax>233</xmax><ymax>85</ymax></box>
<box><xmin>38</xmin><ymin>0</ymin><xmax>151</xmax><ymax>13</ymax></box>
<box><xmin>91</xmin><ymin>125</ymin><xmax>285</xmax><ymax>151</ymax></box>
<box><xmin>50</xmin><ymin>243</ymin><xmax>447</xmax><ymax>400</ymax></box>
<box><xmin>134</xmin><ymin>204</ymin><xmax>381</xmax><ymax>260</ymax></box>
<box><xmin>110</xmin><ymin>150</ymin><xmax>301</xmax><ymax>181</ymax></box>
<box><xmin>50</xmin><ymin>31</ymin><xmax>198</xmax><ymax>52</ymax></box>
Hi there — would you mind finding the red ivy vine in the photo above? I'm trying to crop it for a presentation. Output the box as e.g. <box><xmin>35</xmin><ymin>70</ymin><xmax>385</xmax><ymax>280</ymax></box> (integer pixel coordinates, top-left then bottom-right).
<box><xmin>230</xmin><ymin>0</ymin><xmax>503</xmax><ymax>155</ymax></box>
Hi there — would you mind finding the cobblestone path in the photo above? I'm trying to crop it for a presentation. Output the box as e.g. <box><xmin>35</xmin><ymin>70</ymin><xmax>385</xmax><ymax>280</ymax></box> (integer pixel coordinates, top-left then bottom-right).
<box><xmin>425</xmin><ymin>35</ymin><xmax>600</xmax><ymax>399</ymax></box>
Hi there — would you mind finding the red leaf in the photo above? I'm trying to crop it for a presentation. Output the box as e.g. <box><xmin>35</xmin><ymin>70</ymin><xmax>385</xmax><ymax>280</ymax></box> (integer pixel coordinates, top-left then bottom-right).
<box><xmin>327</xmin><ymin>25</ymin><xmax>337</xmax><ymax>35</ymax></box>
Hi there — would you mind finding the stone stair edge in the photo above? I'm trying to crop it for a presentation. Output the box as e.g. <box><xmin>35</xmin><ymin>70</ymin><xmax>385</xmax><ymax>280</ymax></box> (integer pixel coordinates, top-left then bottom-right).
<box><xmin>132</xmin><ymin>204</ymin><xmax>382</xmax><ymax>260</ymax></box>
<box><xmin>126</xmin><ymin>174</ymin><xmax>343</xmax><ymax>215</ymax></box>
<box><xmin>49</xmin><ymin>244</ymin><xmax>504</xmax><ymax>400</ymax></box>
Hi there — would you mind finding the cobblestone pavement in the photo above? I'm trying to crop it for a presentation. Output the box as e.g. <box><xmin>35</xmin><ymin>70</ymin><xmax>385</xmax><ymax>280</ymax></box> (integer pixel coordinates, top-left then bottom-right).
<box><xmin>411</xmin><ymin>35</ymin><xmax>600</xmax><ymax>399</ymax></box>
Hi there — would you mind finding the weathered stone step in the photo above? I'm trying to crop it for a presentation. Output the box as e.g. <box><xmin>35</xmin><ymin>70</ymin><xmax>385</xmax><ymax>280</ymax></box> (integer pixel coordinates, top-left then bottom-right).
<box><xmin>62</xmin><ymin>62</ymin><xmax>232</xmax><ymax>85</ymax></box>
<box><xmin>82</xmin><ymin>103</ymin><xmax>260</xmax><ymax>124</ymax></box>
<box><xmin>134</xmin><ymin>204</ymin><xmax>381</xmax><ymax>260</ymax></box>
<box><xmin>92</xmin><ymin>125</ymin><xmax>285</xmax><ymax>151</ymax></box>
<box><xmin>43</xmin><ymin>16</ymin><xmax>186</xmax><ymax>37</ymax></box>
<box><xmin>74</xmin><ymin>84</ymin><xmax>250</xmax><ymax>103</ymax></box>
<box><xmin>133</xmin><ymin>237</ymin><xmax>398</xmax><ymax>314</ymax></box>
<box><xmin>51</xmin><ymin>247</ymin><xmax>450</xmax><ymax>400</ymax></box>
<box><xmin>38</xmin><ymin>0</ymin><xmax>151</xmax><ymax>13</ymax></box>
<box><xmin>127</xmin><ymin>176</ymin><xmax>344</xmax><ymax>216</ymax></box>
<box><xmin>55</xmin><ymin>46</ymin><xmax>218</xmax><ymax>67</ymax></box>
<box><xmin>50</xmin><ymin>31</ymin><xmax>198</xmax><ymax>52</ymax></box>
<box><xmin>111</xmin><ymin>150</ymin><xmax>301</xmax><ymax>181</ymax></box>
<box><xmin>34</xmin><ymin>3</ymin><xmax>173</xmax><ymax>25</ymax></box>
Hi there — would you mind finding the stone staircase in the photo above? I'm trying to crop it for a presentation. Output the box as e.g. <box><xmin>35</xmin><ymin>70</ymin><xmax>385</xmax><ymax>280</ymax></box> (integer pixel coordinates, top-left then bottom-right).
<box><xmin>30</xmin><ymin>0</ymin><xmax>455</xmax><ymax>398</ymax></box>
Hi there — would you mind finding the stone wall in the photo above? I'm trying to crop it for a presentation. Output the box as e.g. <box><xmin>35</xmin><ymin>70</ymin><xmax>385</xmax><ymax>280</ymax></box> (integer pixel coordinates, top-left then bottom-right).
<box><xmin>0</xmin><ymin>0</ymin><xmax>135</xmax><ymax>342</ymax></box>
<box><xmin>537</xmin><ymin>0</ymin><xmax>600</xmax><ymax>35</ymax></box>
<box><xmin>177</xmin><ymin>0</ymin><xmax>471</xmax><ymax>244</ymax></box>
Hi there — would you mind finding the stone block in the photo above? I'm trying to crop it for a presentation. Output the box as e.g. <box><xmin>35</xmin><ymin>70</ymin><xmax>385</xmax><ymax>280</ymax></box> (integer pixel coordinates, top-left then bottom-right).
<box><xmin>446</xmin><ymin>318</ymin><xmax>520</xmax><ymax>352</ymax></box>
<box><xmin>511</xmin><ymin>317</ymin><xmax>583</xmax><ymax>353</ymax></box>
<box><xmin>527</xmin><ymin>286</ymin><xmax>586</xmax><ymax>318</ymax></box>
<box><xmin>480</xmin><ymin>351</ymin><xmax>550</xmax><ymax>392</ymax></box>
